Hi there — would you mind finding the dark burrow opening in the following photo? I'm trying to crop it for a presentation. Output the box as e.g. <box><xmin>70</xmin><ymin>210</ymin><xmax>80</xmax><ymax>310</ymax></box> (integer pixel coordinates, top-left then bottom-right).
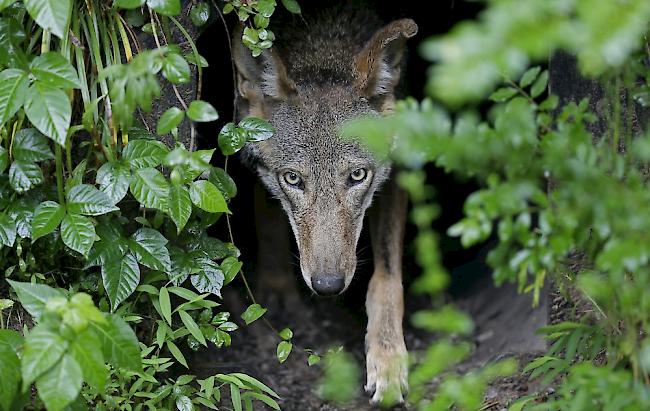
<box><xmin>190</xmin><ymin>1</ymin><xmax>548</xmax><ymax>408</ymax></box>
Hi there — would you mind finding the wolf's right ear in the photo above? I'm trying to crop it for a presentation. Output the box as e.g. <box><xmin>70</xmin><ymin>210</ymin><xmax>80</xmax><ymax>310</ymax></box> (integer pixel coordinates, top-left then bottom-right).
<box><xmin>232</xmin><ymin>25</ymin><xmax>296</xmax><ymax>118</ymax></box>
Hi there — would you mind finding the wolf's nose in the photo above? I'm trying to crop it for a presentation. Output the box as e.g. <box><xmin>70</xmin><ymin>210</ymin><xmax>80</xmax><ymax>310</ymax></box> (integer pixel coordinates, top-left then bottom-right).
<box><xmin>311</xmin><ymin>275</ymin><xmax>344</xmax><ymax>296</ymax></box>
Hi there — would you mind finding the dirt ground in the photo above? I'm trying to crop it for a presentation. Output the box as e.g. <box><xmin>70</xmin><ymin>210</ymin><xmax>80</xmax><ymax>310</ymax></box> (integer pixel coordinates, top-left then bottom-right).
<box><xmin>187</xmin><ymin>265</ymin><xmax>556</xmax><ymax>411</ymax></box>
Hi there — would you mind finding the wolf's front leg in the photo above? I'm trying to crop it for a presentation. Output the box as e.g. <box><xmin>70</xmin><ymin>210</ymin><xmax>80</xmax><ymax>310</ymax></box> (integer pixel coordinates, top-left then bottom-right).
<box><xmin>366</xmin><ymin>175</ymin><xmax>408</xmax><ymax>405</ymax></box>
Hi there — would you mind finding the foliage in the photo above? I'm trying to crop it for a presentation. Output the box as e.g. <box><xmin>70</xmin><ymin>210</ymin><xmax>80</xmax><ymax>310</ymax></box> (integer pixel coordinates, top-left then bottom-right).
<box><xmin>0</xmin><ymin>0</ymin><xmax>284</xmax><ymax>410</ymax></box>
<box><xmin>344</xmin><ymin>0</ymin><xmax>650</xmax><ymax>409</ymax></box>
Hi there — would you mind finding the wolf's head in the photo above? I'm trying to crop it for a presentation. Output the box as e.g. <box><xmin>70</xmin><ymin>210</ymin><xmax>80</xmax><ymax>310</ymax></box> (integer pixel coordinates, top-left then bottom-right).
<box><xmin>233</xmin><ymin>14</ymin><xmax>417</xmax><ymax>295</ymax></box>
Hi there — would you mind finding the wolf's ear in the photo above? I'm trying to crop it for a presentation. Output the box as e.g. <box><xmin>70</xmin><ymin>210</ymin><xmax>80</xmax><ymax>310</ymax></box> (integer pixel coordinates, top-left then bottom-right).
<box><xmin>232</xmin><ymin>25</ymin><xmax>296</xmax><ymax>118</ymax></box>
<box><xmin>354</xmin><ymin>19</ymin><xmax>418</xmax><ymax>100</ymax></box>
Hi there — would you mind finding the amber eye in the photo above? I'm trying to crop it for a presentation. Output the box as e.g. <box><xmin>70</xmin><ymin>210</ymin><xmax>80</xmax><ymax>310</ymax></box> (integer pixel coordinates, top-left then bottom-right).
<box><xmin>350</xmin><ymin>168</ymin><xmax>367</xmax><ymax>183</ymax></box>
<box><xmin>283</xmin><ymin>171</ymin><xmax>302</xmax><ymax>186</ymax></box>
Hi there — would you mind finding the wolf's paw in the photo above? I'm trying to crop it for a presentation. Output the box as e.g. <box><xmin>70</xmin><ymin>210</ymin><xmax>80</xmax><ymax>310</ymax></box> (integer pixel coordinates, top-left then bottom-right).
<box><xmin>364</xmin><ymin>343</ymin><xmax>408</xmax><ymax>406</ymax></box>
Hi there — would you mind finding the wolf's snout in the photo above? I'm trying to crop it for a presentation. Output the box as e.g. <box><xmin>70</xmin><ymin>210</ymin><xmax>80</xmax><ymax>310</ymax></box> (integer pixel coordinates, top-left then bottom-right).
<box><xmin>311</xmin><ymin>275</ymin><xmax>345</xmax><ymax>296</ymax></box>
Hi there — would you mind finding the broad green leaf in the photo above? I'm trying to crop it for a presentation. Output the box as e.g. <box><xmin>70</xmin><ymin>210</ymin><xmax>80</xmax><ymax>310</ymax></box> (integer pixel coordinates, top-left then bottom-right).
<box><xmin>519</xmin><ymin>66</ymin><xmax>541</xmax><ymax>88</ymax></box>
<box><xmin>176</xmin><ymin>396</ymin><xmax>193</xmax><ymax>411</ymax></box>
<box><xmin>166</xmin><ymin>340</ymin><xmax>188</xmax><ymax>368</ymax></box>
<box><xmin>66</xmin><ymin>160</ymin><xmax>87</xmax><ymax>194</ymax></box>
<box><xmin>221</xmin><ymin>256</ymin><xmax>242</xmax><ymax>285</ymax></box>
<box><xmin>113</xmin><ymin>0</ymin><xmax>144</xmax><ymax>9</ymax></box>
<box><xmin>30</xmin><ymin>52</ymin><xmax>81</xmax><ymax>89</ymax></box>
<box><xmin>35</xmin><ymin>354</ymin><xmax>82</xmax><ymax>411</ymax></box>
<box><xmin>191</xmin><ymin>258</ymin><xmax>224</xmax><ymax>297</ymax></box>
<box><xmin>159</xmin><ymin>286</ymin><xmax>173</xmax><ymax>325</ymax></box>
<box><xmin>11</xmin><ymin>128</ymin><xmax>53</xmax><ymax>163</ymax></box>
<box><xmin>0</xmin><ymin>69</ymin><xmax>29</xmax><ymax>126</ymax></box>
<box><xmin>9</xmin><ymin>160</ymin><xmax>43</xmax><ymax>193</ymax></box>
<box><xmin>162</xmin><ymin>53</ymin><xmax>190</xmax><ymax>84</ymax></box>
<box><xmin>184</xmin><ymin>52</ymin><xmax>208</xmax><ymax>67</ymax></box>
<box><xmin>21</xmin><ymin>325</ymin><xmax>68</xmax><ymax>388</ymax></box>
<box><xmin>218</xmin><ymin>122</ymin><xmax>246</xmax><ymax>155</ymax></box>
<box><xmin>96</xmin><ymin>162</ymin><xmax>131</xmax><ymax>204</ymax></box>
<box><xmin>67</xmin><ymin>184</ymin><xmax>119</xmax><ymax>216</ymax></box>
<box><xmin>0</xmin><ymin>0</ymin><xmax>17</xmax><ymax>12</ymax></box>
<box><xmin>530</xmin><ymin>70</ymin><xmax>549</xmax><ymax>98</ymax></box>
<box><xmin>24</xmin><ymin>0</ymin><xmax>71</xmax><ymax>38</ymax></box>
<box><xmin>189</xmin><ymin>180</ymin><xmax>228</xmax><ymax>213</ymax></box>
<box><xmin>241</xmin><ymin>303</ymin><xmax>267</xmax><ymax>325</ymax></box>
<box><xmin>130</xmin><ymin>228</ymin><xmax>171</xmax><ymax>271</ymax></box>
<box><xmin>91</xmin><ymin>314</ymin><xmax>142</xmax><ymax>372</ymax></box>
<box><xmin>31</xmin><ymin>201</ymin><xmax>65</xmax><ymax>241</ymax></box>
<box><xmin>122</xmin><ymin>139</ymin><xmax>169</xmax><ymax>169</ymax></box>
<box><xmin>179</xmin><ymin>310</ymin><xmax>206</xmax><ymax>346</ymax></box>
<box><xmin>130</xmin><ymin>167</ymin><xmax>169</xmax><ymax>211</ymax></box>
<box><xmin>168</xmin><ymin>184</ymin><xmax>192</xmax><ymax>233</ymax></box>
<box><xmin>0</xmin><ymin>213</ymin><xmax>16</xmax><ymax>247</ymax></box>
<box><xmin>7</xmin><ymin>280</ymin><xmax>64</xmax><ymax>318</ymax></box>
<box><xmin>276</xmin><ymin>341</ymin><xmax>292</xmax><ymax>363</ymax></box>
<box><xmin>239</xmin><ymin>117</ymin><xmax>275</xmax><ymax>142</ymax></box>
<box><xmin>278</xmin><ymin>328</ymin><xmax>293</xmax><ymax>341</ymax></box>
<box><xmin>86</xmin><ymin>223</ymin><xmax>128</xmax><ymax>268</ymax></box>
<box><xmin>0</xmin><ymin>147</ymin><xmax>7</xmax><ymax>173</ymax></box>
<box><xmin>190</xmin><ymin>2</ymin><xmax>210</xmax><ymax>26</ymax></box>
<box><xmin>61</xmin><ymin>213</ymin><xmax>95</xmax><ymax>256</ymax></box>
<box><xmin>102</xmin><ymin>252</ymin><xmax>140</xmax><ymax>311</ymax></box>
<box><xmin>489</xmin><ymin>87</ymin><xmax>517</xmax><ymax>103</ymax></box>
<box><xmin>147</xmin><ymin>0</ymin><xmax>181</xmax><ymax>16</ymax></box>
<box><xmin>0</xmin><ymin>344</ymin><xmax>20</xmax><ymax>411</ymax></box>
<box><xmin>24</xmin><ymin>81</ymin><xmax>71</xmax><ymax>146</ymax></box>
<box><xmin>209</xmin><ymin>167</ymin><xmax>237</xmax><ymax>200</ymax></box>
<box><xmin>281</xmin><ymin>0</ymin><xmax>301</xmax><ymax>14</ymax></box>
<box><xmin>156</xmin><ymin>107</ymin><xmax>184</xmax><ymax>135</ymax></box>
<box><xmin>6</xmin><ymin>197</ymin><xmax>36</xmax><ymax>239</ymax></box>
<box><xmin>69</xmin><ymin>329</ymin><xmax>107</xmax><ymax>392</ymax></box>
<box><xmin>307</xmin><ymin>354</ymin><xmax>320</xmax><ymax>366</ymax></box>
<box><xmin>169</xmin><ymin>249</ymin><xmax>201</xmax><ymax>286</ymax></box>
<box><xmin>230</xmin><ymin>384</ymin><xmax>242</xmax><ymax>411</ymax></box>
<box><xmin>186</xmin><ymin>100</ymin><xmax>218</xmax><ymax>122</ymax></box>
<box><xmin>0</xmin><ymin>330</ymin><xmax>22</xmax><ymax>352</ymax></box>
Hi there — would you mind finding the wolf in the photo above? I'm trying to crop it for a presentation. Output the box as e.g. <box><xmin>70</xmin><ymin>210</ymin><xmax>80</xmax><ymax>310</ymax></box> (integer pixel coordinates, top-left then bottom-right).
<box><xmin>232</xmin><ymin>3</ymin><xmax>417</xmax><ymax>404</ymax></box>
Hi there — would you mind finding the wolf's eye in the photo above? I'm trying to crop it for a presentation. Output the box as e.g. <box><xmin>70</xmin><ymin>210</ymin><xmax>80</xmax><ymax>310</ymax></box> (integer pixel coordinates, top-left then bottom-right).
<box><xmin>350</xmin><ymin>168</ymin><xmax>367</xmax><ymax>183</ymax></box>
<box><xmin>283</xmin><ymin>171</ymin><xmax>302</xmax><ymax>186</ymax></box>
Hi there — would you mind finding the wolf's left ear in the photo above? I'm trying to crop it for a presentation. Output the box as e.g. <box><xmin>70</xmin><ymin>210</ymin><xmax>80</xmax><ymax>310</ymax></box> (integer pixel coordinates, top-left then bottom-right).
<box><xmin>353</xmin><ymin>19</ymin><xmax>418</xmax><ymax>100</ymax></box>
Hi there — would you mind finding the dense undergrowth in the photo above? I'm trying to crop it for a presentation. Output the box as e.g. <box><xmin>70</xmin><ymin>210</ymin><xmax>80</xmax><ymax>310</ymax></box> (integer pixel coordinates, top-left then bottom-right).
<box><xmin>0</xmin><ymin>0</ymin><xmax>649</xmax><ymax>410</ymax></box>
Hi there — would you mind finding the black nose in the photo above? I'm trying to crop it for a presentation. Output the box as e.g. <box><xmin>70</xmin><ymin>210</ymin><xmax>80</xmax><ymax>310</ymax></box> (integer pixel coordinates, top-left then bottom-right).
<box><xmin>311</xmin><ymin>275</ymin><xmax>345</xmax><ymax>296</ymax></box>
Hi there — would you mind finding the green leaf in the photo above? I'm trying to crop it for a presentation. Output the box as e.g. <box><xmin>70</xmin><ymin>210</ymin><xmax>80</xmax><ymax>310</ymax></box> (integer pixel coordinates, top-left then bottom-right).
<box><xmin>102</xmin><ymin>252</ymin><xmax>140</xmax><ymax>311</ymax></box>
<box><xmin>162</xmin><ymin>53</ymin><xmax>190</xmax><ymax>84</ymax></box>
<box><xmin>189</xmin><ymin>180</ymin><xmax>229</xmax><ymax>213</ymax></box>
<box><xmin>191</xmin><ymin>258</ymin><xmax>224</xmax><ymax>297</ymax></box>
<box><xmin>530</xmin><ymin>70</ymin><xmax>549</xmax><ymax>98</ymax></box>
<box><xmin>159</xmin><ymin>286</ymin><xmax>173</xmax><ymax>326</ymax></box>
<box><xmin>176</xmin><ymin>395</ymin><xmax>193</xmax><ymax>411</ymax></box>
<box><xmin>187</xmin><ymin>100</ymin><xmax>218</xmax><ymax>122</ymax></box>
<box><xmin>190</xmin><ymin>2</ymin><xmax>210</xmax><ymax>26</ymax></box>
<box><xmin>230</xmin><ymin>384</ymin><xmax>242</xmax><ymax>411</ymax></box>
<box><xmin>179</xmin><ymin>310</ymin><xmax>206</xmax><ymax>346</ymax></box>
<box><xmin>11</xmin><ymin>128</ymin><xmax>54</xmax><ymax>163</ymax></box>
<box><xmin>0</xmin><ymin>343</ymin><xmax>20</xmax><ymax>411</ymax></box>
<box><xmin>230</xmin><ymin>373</ymin><xmax>280</xmax><ymax>399</ymax></box>
<box><xmin>35</xmin><ymin>354</ymin><xmax>82</xmax><ymax>411</ymax></box>
<box><xmin>67</xmin><ymin>184</ymin><xmax>119</xmax><ymax>216</ymax></box>
<box><xmin>21</xmin><ymin>325</ymin><xmax>68</xmax><ymax>388</ymax></box>
<box><xmin>91</xmin><ymin>314</ymin><xmax>142</xmax><ymax>372</ymax></box>
<box><xmin>209</xmin><ymin>167</ymin><xmax>237</xmax><ymax>200</ymax></box>
<box><xmin>167</xmin><ymin>340</ymin><xmax>188</xmax><ymax>368</ymax></box>
<box><xmin>242</xmin><ymin>392</ymin><xmax>280</xmax><ymax>410</ymax></box>
<box><xmin>0</xmin><ymin>69</ymin><xmax>29</xmax><ymax>126</ymax></box>
<box><xmin>147</xmin><ymin>0</ymin><xmax>181</xmax><ymax>16</ymax></box>
<box><xmin>96</xmin><ymin>162</ymin><xmax>131</xmax><ymax>204</ymax></box>
<box><xmin>280</xmin><ymin>0</ymin><xmax>301</xmax><ymax>14</ymax></box>
<box><xmin>519</xmin><ymin>66</ymin><xmax>541</xmax><ymax>88</ymax></box>
<box><xmin>307</xmin><ymin>354</ymin><xmax>320</xmax><ymax>366</ymax></box>
<box><xmin>241</xmin><ymin>303</ymin><xmax>267</xmax><ymax>325</ymax></box>
<box><xmin>24</xmin><ymin>81</ymin><xmax>71</xmax><ymax>146</ymax></box>
<box><xmin>0</xmin><ymin>213</ymin><xmax>16</xmax><ymax>247</ymax></box>
<box><xmin>156</xmin><ymin>107</ymin><xmax>184</xmax><ymax>135</ymax></box>
<box><xmin>31</xmin><ymin>201</ymin><xmax>65</xmax><ymax>241</ymax></box>
<box><xmin>130</xmin><ymin>167</ymin><xmax>170</xmax><ymax>211</ymax></box>
<box><xmin>69</xmin><ymin>329</ymin><xmax>107</xmax><ymax>392</ymax></box>
<box><xmin>114</xmin><ymin>0</ymin><xmax>144</xmax><ymax>9</ymax></box>
<box><xmin>7</xmin><ymin>280</ymin><xmax>64</xmax><ymax>319</ymax></box>
<box><xmin>61</xmin><ymin>213</ymin><xmax>95</xmax><ymax>256</ymax></box>
<box><xmin>276</xmin><ymin>341</ymin><xmax>292</xmax><ymax>364</ymax></box>
<box><xmin>24</xmin><ymin>0</ymin><xmax>71</xmax><ymax>38</ymax></box>
<box><xmin>239</xmin><ymin>117</ymin><xmax>275</xmax><ymax>142</ymax></box>
<box><xmin>30</xmin><ymin>52</ymin><xmax>81</xmax><ymax>89</ymax></box>
<box><xmin>168</xmin><ymin>184</ymin><xmax>192</xmax><ymax>233</ymax></box>
<box><xmin>184</xmin><ymin>52</ymin><xmax>208</xmax><ymax>68</ymax></box>
<box><xmin>9</xmin><ymin>160</ymin><xmax>43</xmax><ymax>193</ymax></box>
<box><xmin>218</xmin><ymin>122</ymin><xmax>246</xmax><ymax>155</ymax></box>
<box><xmin>0</xmin><ymin>147</ymin><xmax>7</xmax><ymax>174</ymax></box>
<box><xmin>130</xmin><ymin>228</ymin><xmax>171</xmax><ymax>271</ymax></box>
<box><xmin>489</xmin><ymin>87</ymin><xmax>518</xmax><ymax>103</ymax></box>
<box><xmin>278</xmin><ymin>328</ymin><xmax>293</xmax><ymax>340</ymax></box>
<box><xmin>0</xmin><ymin>0</ymin><xmax>17</xmax><ymax>13</ymax></box>
<box><xmin>221</xmin><ymin>257</ymin><xmax>242</xmax><ymax>285</ymax></box>
<box><xmin>122</xmin><ymin>139</ymin><xmax>169</xmax><ymax>169</ymax></box>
